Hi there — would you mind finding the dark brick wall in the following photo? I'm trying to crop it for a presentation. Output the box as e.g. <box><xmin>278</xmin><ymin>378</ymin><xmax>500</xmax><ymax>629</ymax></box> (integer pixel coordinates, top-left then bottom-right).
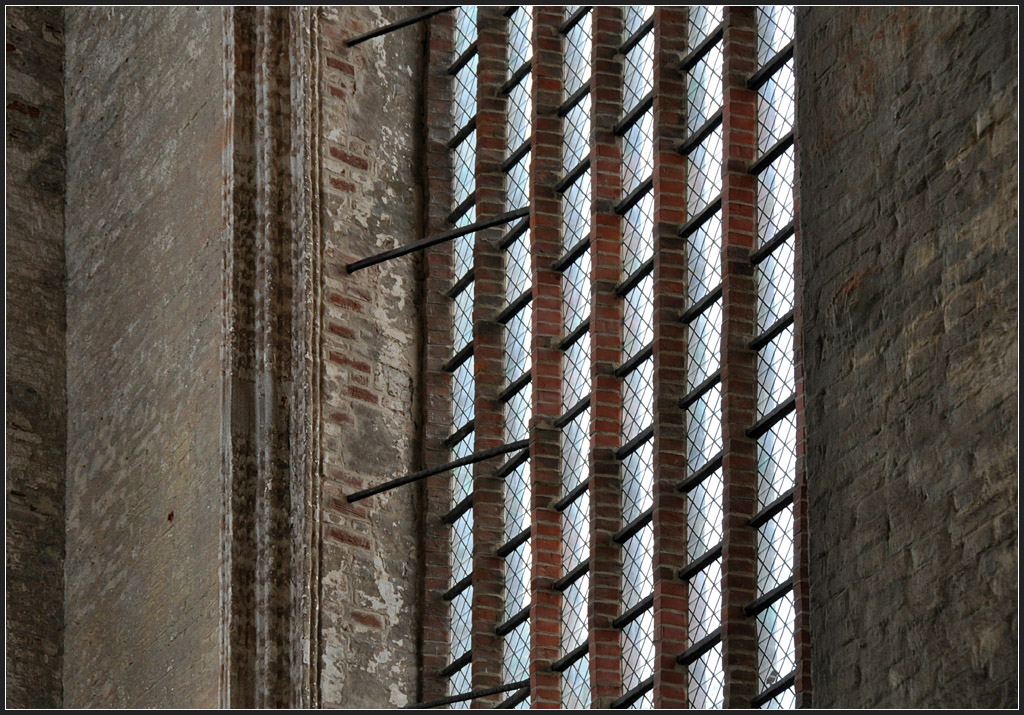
<box><xmin>797</xmin><ymin>7</ymin><xmax>1017</xmax><ymax>708</ymax></box>
<box><xmin>62</xmin><ymin>7</ymin><xmax>225</xmax><ymax>707</ymax></box>
<box><xmin>5</xmin><ymin>6</ymin><xmax>66</xmax><ymax>708</ymax></box>
<box><xmin>317</xmin><ymin>7</ymin><xmax>423</xmax><ymax>707</ymax></box>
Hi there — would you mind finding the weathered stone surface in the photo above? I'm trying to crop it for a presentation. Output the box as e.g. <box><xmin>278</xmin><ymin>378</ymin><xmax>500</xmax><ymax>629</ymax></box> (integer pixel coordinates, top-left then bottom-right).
<box><xmin>62</xmin><ymin>7</ymin><xmax>225</xmax><ymax>707</ymax></box>
<box><xmin>317</xmin><ymin>6</ymin><xmax>424</xmax><ymax>708</ymax></box>
<box><xmin>5</xmin><ymin>6</ymin><xmax>66</xmax><ymax>708</ymax></box>
<box><xmin>798</xmin><ymin>7</ymin><xmax>1018</xmax><ymax>708</ymax></box>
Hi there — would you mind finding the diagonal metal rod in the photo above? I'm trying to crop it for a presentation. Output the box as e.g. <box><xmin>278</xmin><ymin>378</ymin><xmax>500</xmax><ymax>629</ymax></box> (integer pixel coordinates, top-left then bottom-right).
<box><xmin>345</xmin><ymin>207</ymin><xmax>529</xmax><ymax>273</ymax></box>
<box><xmin>345</xmin><ymin>6</ymin><xmax>457</xmax><ymax>47</ymax></box>
<box><xmin>346</xmin><ymin>439</ymin><xmax>529</xmax><ymax>503</ymax></box>
<box><xmin>405</xmin><ymin>679</ymin><xmax>529</xmax><ymax>709</ymax></box>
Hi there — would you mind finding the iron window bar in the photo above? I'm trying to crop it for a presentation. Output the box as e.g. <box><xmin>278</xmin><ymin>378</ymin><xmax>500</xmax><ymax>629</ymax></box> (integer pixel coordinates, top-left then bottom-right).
<box><xmin>745</xmin><ymin>578</ymin><xmax>793</xmax><ymax>618</ymax></box>
<box><xmin>557</xmin><ymin>81</ymin><xmax>591</xmax><ymax>117</ymax></box>
<box><xmin>614</xmin><ymin>176</ymin><xmax>653</xmax><ymax>215</ymax></box>
<box><xmin>678</xmin><ymin>109</ymin><xmax>723</xmax><ymax>156</ymax></box>
<box><xmin>749</xmin><ymin>487</ymin><xmax>796</xmax><ymax>530</ymax></box>
<box><xmin>750</xmin><ymin>222</ymin><xmax>795</xmax><ymax>265</ymax></box>
<box><xmin>442</xmin><ymin>573</ymin><xmax>472</xmax><ymax>602</ymax></box>
<box><xmin>746</xmin><ymin>394</ymin><xmax>796</xmax><ymax>440</ymax></box>
<box><xmin>552</xmin><ymin>235</ymin><xmax>591</xmax><ymax>272</ymax></box>
<box><xmin>442</xmin><ymin>493</ymin><xmax>474</xmax><ymax>526</ymax></box>
<box><xmin>448</xmin><ymin>115</ymin><xmax>476</xmax><ymax>150</ymax></box>
<box><xmin>501</xmin><ymin>137</ymin><xmax>532</xmax><ymax>173</ymax></box>
<box><xmin>750</xmin><ymin>310</ymin><xmax>794</xmax><ymax>351</ymax></box>
<box><xmin>555</xmin><ymin>157</ymin><xmax>591</xmax><ymax>193</ymax></box>
<box><xmin>496</xmin><ymin>289</ymin><xmax>533</xmax><ymax>324</ymax></box>
<box><xmin>613</xmin><ymin>506</ymin><xmax>652</xmax><ymax>545</ymax></box>
<box><xmin>406</xmin><ymin>679</ymin><xmax>529</xmax><ymax>710</ymax></box>
<box><xmin>610</xmin><ymin>676</ymin><xmax>653</xmax><ymax>709</ymax></box>
<box><xmin>551</xmin><ymin>642</ymin><xmax>589</xmax><ymax>672</ymax></box>
<box><xmin>677</xmin><ymin>451</ymin><xmax>723</xmax><ymax>493</ymax></box>
<box><xmin>747</xmin><ymin>41</ymin><xmax>795</xmax><ymax>91</ymax></box>
<box><xmin>679</xmin><ymin>22</ymin><xmax>724</xmax><ymax>72</ymax></box>
<box><xmin>616</xmin><ymin>424</ymin><xmax>653</xmax><ymax>461</ymax></box>
<box><xmin>448</xmin><ymin>40</ymin><xmax>479</xmax><ymax>76</ymax></box>
<box><xmin>553</xmin><ymin>559</ymin><xmax>589</xmax><ymax>592</ymax></box>
<box><xmin>614</xmin><ymin>343</ymin><xmax>653</xmax><ymax>379</ymax></box>
<box><xmin>679</xmin><ymin>370</ymin><xmax>721</xmax><ymax>411</ymax></box>
<box><xmin>553</xmin><ymin>478</ymin><xmax>589</xmax><ymax>513</ymax></box>
<box><xmin>679</xmin><ymin>195</ymin><xmax>721</xmax><ymax>238</ymax></box>
<box><xmin>751</xmin><ymin>671</ymin><xmax>797</xmax><ymax>708</ymax></box>
<box><xmin>619</xmin><ymin>16</ymin><xmax>654</xmax><ymax>55</ymax></box>
<box><xmin>677</xmin><ymin>627</ymin><xmax>721</xmax><ymax>666</ymax></box>
<box><xmin>344</xmin><ymin>6</ymin><xmax>456</xmax><ymax>47</ymax></box>
<box><xmin>498</xmin><ymin>215</ymin><xmax>530</xmax><ymax>250</ymax></box>
<box><xmin>555</xmin><ymin>393</ymin><xmax>590</xmax><ymax>429</ymax></box>
<box><xmin>498</xmin><ymin>370</ymin><xmax>532</xmax><ymax>403</ymax></box>
<box><xmin>497</xmin><ymin>526</ymin><xmax>532</xmax><ymax>558</ymax></box>
<box><xmin>497</xmin><ymin>686</ymin><xmax>530</xmax><ymax>709</ymax></box>
<box><xmin>446</xmin><ymin>268</ymin><xmax>475</xmax><ymax>299</ymax></box>
<box><xmin>440</xmin><ymin>650</ymin><xmax>472</xmax><ymax>678</ymax></box>
<box><xmin>679</xmin><ymin>542</ymin><xmax>723</xmax><ymax>581</ymax></box>
<box><xmin>346</xmin><ymin>207</ymin><xmax>527</xmax><ymax>273</ymax></box>
<box><xmin>446</xmin><ymin>193</ymin><xmax>477</xmax><ymax>226</ymax></box>
<box><xmin>556</xmin><ymin>317</ymin><xmax>590</xmax><ymax>350</ymax></box>
<box><xmin>496</xmin><ymin>447</ymin><xmax>530</xmax><ymax>480</ymax></box>
<box><xmin>558</xmin><ymin>5</ymin><xmax>591</xmax><ymax>34</ymax></box>
<box><xmin>495</xmin><ymin>604</ymin><xmax>531</xmax><ymax>637</ymax></box>
<box><xmin>615</xmin><ymin>257</ymin><xmax>653</xmax><ymax>297</ymax></box>
<box><xmin>749</xmin><ymin>131</ymin><xmax>794</xmax><ymax>176</ymax></box>
<box><xmin>443</xmin><ymin>420</ymin><xmax>474</xmax><ymax>449</ymax></box>
<box><xmin>613</xmin><ymin>92</ymin><xmax>653</xmax><ymax>136</ymax></box>
<box><xmin>443</xmin><ymin>342</ymin><xmax>474</xmax><ymax>373</ymax></box>
<box><xmin>680</xmin><ymin>284</ymin><xmax>722</xmax><ymax>324</ymax></box>
<box><xmin>611</xmin><ymin>593</ymin><xmax>654</xmax><ymax>630</ymax></box>
<box><xmin>501</xmin><ymin>59</ymin><xmax>532</xmax><ymax>94</ymax></box>
<box><xmin>346</xmin><ymin>438</ymin><xmax>528</xmax><ymax>503</ymax></box>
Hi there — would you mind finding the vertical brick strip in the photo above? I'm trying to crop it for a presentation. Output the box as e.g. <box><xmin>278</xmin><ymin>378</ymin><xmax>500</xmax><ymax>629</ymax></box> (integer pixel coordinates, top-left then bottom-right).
<box><xmin>790</xmin><ymin>41</ymin><xmax>812</xmax><ymax>707</ymax></box>
<box><xmin>471</xmin><ymin>7</ymin><xmax>508</xmax><ymax>707</ymax></box>
<box><xmin>719</xmin><ymin>7</ymin><xmax>760</xmax><ymax>708</ymax></box>
<box><xmin>587</xmin><ymin>6</ymin><xmax>624</xmax><ymax>709</ymax></box>
<box><xmin>528</xmin><ymin>7</ymin><xmax>564</xmax><ymax>708</ymax></box>
<box><xmin>421</xmin><ymin>11</ymin><xmax>455</xmax><ymax>705</ymax></box>
<box><xmin>650</xmin><ymin>5</ymin><xmax>691</xmax><ymax>709</ymax></box>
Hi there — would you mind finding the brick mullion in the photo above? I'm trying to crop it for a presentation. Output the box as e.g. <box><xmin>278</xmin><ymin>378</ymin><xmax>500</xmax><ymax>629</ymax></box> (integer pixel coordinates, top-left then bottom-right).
<box><xmin>527</xmin><ymin>6</ymin><xmax>564</xmax><ymax>708</ymax></box>
<box><xmin>650</xmin><ymin>5</ymin><xmax>691</xmax><ymax>709</ymax></box>
<box><xmin>421</xmin><ymin>12</ymin><xmax>456</xmax><ymax>705</ymax></box>
<box><xmin>790</xmin><ymin>41</ymin><xmax>812</xmax><ymax>707</ymax></box>
<box><xmin>587</xmin><ymin>6</ymin><xmax>624</xmax><ymax>709</ymax></box>
<box><xmin>471</xmin><ymin>7</ymin><xmax>509</xmax><ymax>707</ymax></box>
<box><xmin>719</xmin><ymin>7</ymin><xmax>760</xmax><ymax>709</ymax></box>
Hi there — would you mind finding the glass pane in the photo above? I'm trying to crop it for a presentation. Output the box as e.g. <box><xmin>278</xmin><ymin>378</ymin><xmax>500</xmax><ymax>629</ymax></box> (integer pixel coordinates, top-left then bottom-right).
<box><xmin>563</xmin><ymin>95</ymin><xmax>591</xmax><ymax>172</ymax></box>
<box><xmin>757</xmin><ymin>411</ymin><xmax>797</xmax><ymax>509</ymax></box>
<box><xmin>504</xmin><ymin>457</ymin><xmax>531</xmax><ymax>540</ymax></box>
<box><xmin>622</xmin><ymin>189</ymin><xmax>654</xmax><ymax>274</ymax></box>
<box><xmin>686</xmin><ymin>467</ymin><xmax>723</xmax><ymax>561</ymax></box>
<box><xmin>562</xmin><ymin>331</ymin><xmax>591</xmax><ymax>411</ymax></box>
<box><xmin>562</xmin><ymin>652</ymin><xmax>591</xmax><ymax>709</ymax></box>
<box><xmin>756</xmin><ymin>590</ymin><xmax>796</xmax><ymax>692</ymax></box>
<box><xmin>623</xmin><ymin>29</ymin><xmax>654</xmax><ymax>111</ymax></box>
<box><xmin>755</xmin><ymin>324</ymin><xmax>794</xmax><ymax>419</ymax></box>
<box><xmin>505</xmin><ymin>230</ymin><xmax>531</xmax><ymax>303</ymax></box>
<box><xmin>621</xmin><ymin>607</ymin><xmax>654</xmax><ymax>691</ymax></box>
<box><xmin>453</xmin><ymin>280</ymin><xmax>474</xmax><ymax>355</ymax></box>
<box><xmin>503</xmin><ymin>379</ymin><xmax>531</xmax><ymax>443</ymax></box>
<box><xmin>687</xmin><ymin>558</ymin><xmax>722</xmax><ymax>645</ymax></box>
<box><xmin>622</xmin><ymin>356</ymin><xmax>653</xmax><ymax>443</ymax></box>
<box><xmin>504</xmin><ymin>538</ymin><xmax>532</xmax><ymax>619</ymax></box>
<box><xmin>756</xmin><ymin>505</ymin><xmax>794</xmax><ymax>595</ymax></box>
<box><xmin>563</xmin><ymin>11</ymin><xmax>592</xmax><ymax>98</ymax></box>
<box><xmin>622</xmin><ymin>109</ymin><xmax>653</xmax><ymax>194</ymax></box>
<box><xmin>453</xmin><ymin>205</ymin><xmax>476</xmax><ymax>282</ymax></box>
<box><xmin>687</xmin><ymin>40</ymin><xmax>723</xmax><ymax>133</ymax></box>
<box><xmin>452</xmin><ymin>53</ymin><xmax>478</xmax><ymax>134</ymax></box>
<box><xmin>450</xmin><ymin>584</ymin><xmax>473</xmax><ymax>658</ymax></box>
<box><xmin>451</xmin><ymin>509</ymin><xmax>473</xmax><ymax>584</ymax></box>
<box><xmin>755</xmin><ymin>236</ymin><xmax>795</xmax><ymax>333</ymax></box>
<box><xmin>687</xmin><ymin>299</ymin><xmax>722</xmax><ymax>390</ymax></box>
<box><xmin>687</xmin><ymin>209</ymin><xmax>721</xmax><ymax>305</ymax></box>
<box><xmin>562</xmin><ymin>170</ymin><xmax>592</xmax><ymax>249</ymax></box>
<box><xmin>621</xmin><ymin>522</ymin><xmax>653</xmax><ymax>610</ymax></box>
<box><xmin>508</xmin><ymin>6</ymin><xmax>533</xmax><ymax>71</ymax></box>
<box><xmin>506</xmin><ymin>146</ymin><xmax>530</xmax><ymax>212</ymax></box>
<box><xmin>688</xmin><ymin>641</ymin><xmax>724</xmax><ymax>709</ymax></box>
<box><xmin>453</xmin><ymin>129</ymin><xmax>476</xmax><ymax>206</ymax></box>
<box><xmin>762</xmin><ymin>687</ymin><xmax>797</xmax><ymax>709</ymax></box>
<box><xmin>562</xmin><ymin>249</ymin><xmax>591</xmax><ymax>334</ymax></box>
<box><xmin>504</xmin><ymin>303</ymin><xmax>533</xmax><ymax>384</ymax></box>
<box><xmin>688</xmin><ymin>6</ymin><xmax>724</xmax><ymax>48</ymax></box>
<box><xmin>623</xmin><ymin>276</ymin><xmax>653</xmax><ymax>361</ymax></box>
<box><xmin>504</xmin><ymin>618</ymin><xmax>531</xmax><ymax>683</ymax></box>
<box><xmin>757</xmin><ymin>59</ymin><xmax>795</xmax><ymax>154</ymax></box>
<box><xmin>756</xmin><ymin>145</ymin><xmax>795</xmax><ymax>247</ymax></box>
<box><xmin>686</xmin><ymin>382</ymin><xmax>722</xmax><ymax>473</ymax></box>
<box><xmin>562</xmin><ymin>491</ymin><xmax>590</xmax><ymax>571</ymax></box>
<box><xmin>454</xmin><ymin>6</ymin><xmax>477</xmax><ymax>58</ymax></box>
<box><xmin>624</xmin><ymin>5</ymin><xmax>654</xmax><ymax>38</ymax></box>
<box><xmin>621</xmin><ymin>436</ymin><xmax>653</xmax><ymax>523</ymax></box>
<box><xmin>452</xmin><ymin>355</ymin><xmax>475</xmax><ymax>427</ymax></box>
<box><xmin>561</xmin><ymin>570</ymin><xmax>589</xmax><ymax>652</ymax></box>
<box><xmin>451</xmin><ymin>431</ymin><xmax>474</xmax><ymax>505</ymax></box>
<box><xmin>756</xmin><ymin>5</ymin><xmax>795</xmax><ymax>67</ymax></box>
<box><xmin>507</xmin><ymin>73</ymin><xmax>533</xmax><ymax>155</ymax></box>
<box><xmin>561</xmin><ymin>407</ymin><xmax>590</xmax><ymax>492</ymax></box>
<box><xmin>688</xmin><ymin>125</ymin><xmax>723</xmax><ymax>218</ymax></box>
<box><xmin>449</xmin><ymin>659</ymin><xmax>472</xmax><ymax>707</ymax></box>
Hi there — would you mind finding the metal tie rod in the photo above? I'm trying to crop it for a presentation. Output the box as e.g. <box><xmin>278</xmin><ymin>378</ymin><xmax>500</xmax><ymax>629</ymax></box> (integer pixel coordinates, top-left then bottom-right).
<box><xmin>345</xmin><ymin>7</ymin><xmax>457</xmax><ymax>48</ymax></box>
<box><xmin>405</xmin><ymin>679</ymin><xmax>529</xmax><ymax>709</ymax></box>
<box><xmin>346</xmin><ymin>439</ymin><xmax>529</xmax><ymax>503</ymax></box>
<box><xmin>345</xmin><ymin>207</ymin><xmax>529</xmax><ymax>274</ymax></box>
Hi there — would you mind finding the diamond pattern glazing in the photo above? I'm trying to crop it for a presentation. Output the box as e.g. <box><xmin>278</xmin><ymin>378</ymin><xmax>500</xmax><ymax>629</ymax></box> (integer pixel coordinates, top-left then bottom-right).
<box><xmin>687</xmin><ymin>41</ymin><xmax>723</xmax><ymax>133</ymax></box>
<box><xmin>756</xmin><ymin>505</ymin><xmax>794</xmax><ymax>595</ymax></box>
<box><xmin>756</xmin><ymin>146</ymin><xmax>794</xmax><ymax>247</ymax></box>
<box><xmin>454</xmin><ymin>6</ymin><xmax>477</xmax><ymax>57</ymax></box>
<box><xmin>621</xmin><ymin>522</ymin><xmax>653</xmax><ymax>610</ymax></box>
<box><xmin>687</xmin><ymin>209</ymin><xmax>721</xmax><ymax>304</ymax></box>
<box><xmin>755</xmin><ymin>237</ymin><xmax>795</xmax><ymax>333</ymax></box>
<box><xmin>622</xmin><ymin>109</ymin><xmax>653</xmax><ymax>194</ymax></box>
<box><xmin>622</xmin><ymin>356</ymin><xmax>653</xmax><ymax>443</ymax></box>
<box><xmin>563</xmin><ymin>98</ymin><xmax>591</xmax><ymax>173</ymax></box>
<box><xmin>449</xmin><ymin>661</ymin><xmax>471</xmax><ymax>707</ymax></box>
<box><xmin>563</xmin><ymin>11</ymin><xmax>592</xmax><ymax>98</ymax></box>
<box><xmin>621</xmin><ymin>608</ymin><xmax>654</xmax><ymax>690</ymax></box>
<box><xmin>504</xmin><ymin>539</ymin><xmax>532</xmax><ymax>619</ymax></box>
<box><xmin>453</xmin><ymin>54</ymin><xmax>478</xmax><ymax>135</ymax></box>
<box><xmin>561</xmin><ymin>408</ymin><xmax>589</xmax><ymax>491</ymax></box>
<box><xmin>757</xmin><ymin>411</ymin><xmax>796</xmax><ymax>510</ymax></box>
<box><xmin>451</xmin><ymin>509</ymin><xmax>473</xmax><ymax>584</ymax></box>
<box><xmin>623</xmin><ymin>30</ymin><xmax>654</xmax><ymax>111</ymax></box>
<box><xmin>504</xmin><ymin>304</ymin><xmax>533</xmax><ymax>384</ymax></box>
<box><xmin>687</xmin><ymin>126</ymin><xmax>723</xmax><ymax>219</ymax></box>
<box><xmin>562</xmin><ymin>653</ymin><xmax>591</xmax><ymax>709</ymax></box>
<box><xmin>562</xmin><ymin>332</ymin><xmax>591</xmax><ymax>411</ymax></box>
<box><xmin>451</xmin><ymin>432</ymin><xmax>474</xmax><ymax>505</ymax></box>
<box><xmin>450</xmin><ymin>584</ymin><xmax>473</xmax><ymax>659</ymax></box>
<box><xmin>624</xmin><ymin>5</ymin><xmax>654</xmax><ymax>37</ymax></box>
<box><xmin>561</xmin><ymin>170</ymin><xmax>592</xmax><ymax>249</ymax></box>
<box><xmin>503</xmin><ymin>381</ymin><xmax>531</xmax><ymax>443</ymax></box>
<box><xmin>508</xmin><ymin>7</ymin><xmax>533</xmax><ymax>71</ymax></box>
<box><xmin>757</xmin><ymin>60</ymin><xmax>795</xmax><ymax>154</ymax></box>
<box><xmin>507</xmin><ymin>74</ymin><xmax>532</xmax><ymax>153</ymax></box>
<box><xmin>505</xmin><ymin>231</ymin><xmax>531</xmax><ymax>303</ymax></box>
<box><xmin>504</xmin><ymin>619</ymin><xmax>531</xmax><ymax>683</ymax></box>
<box><xmin>687</xmin><ymin>299</ymin><xmax>722</xmax><ymax>390</ymax></box>
<box><xmin>504</xmin><ymin>458</ymin><xmax>531</xmax><ymax>540</ymax></box>
<box><xmin>688</xmin><ymin>641</ymin><xmax>724</xmax><ymax>709</ymax></box>
<box><xmin>756</xmin><ymin>590</ymin><xmax>796</xmax><ymax>692</ymax></box>
<box><xmin>762</xmin><ymin>688</ymin><xmax>797</xmax><ymax>709</ymax></box>
<box><xmin>562</xmin><ymin>250</ymin><xmax>591</xmax><ymax>334</ymax></box>
<box><xmin>561</xmin><ymin>492</ymin><xmax>590</xmax><ymax>571</ymax></box>
<box><xmin>686</xmin><ymin>383</ymin><xmax>722</xmax><ymax>473</ymax></box>
<box><xmin>561</xmin><ymin>571</ymin><xmax>589</xmax><ymax>652</ymax></box>
<box><xmin>756</xmin><ymin>5</ymin><xmax>795</xmax><ymax>68</ymax></box>
<box><xmin>686</xmin><ymin>467</ymin><xmax>723</xmax><ymax>561</ymax></box>
<box><xmin>453</xmin><ymin>129</ymin><xmax>476</xmax><ymax>206</ymax></box>
<box><xmin>621</xmin><ymin>436</ymin><xmax>653</xmax><ymax>524</ymax></box>
<box><xmin>688</xmin><ymin>6</ymin><xmax>724</xmax><ymax>47</ymax></box>
<box><xmin>687</xmin><ymin>558</ymin><xmax>722</xmax><ymax>645</ymax></box>
<box><xmin>623</xmin><ymin>190</ymin><xmax>654</xmax><ymax>274</ymax></box>
<box><xmin>506</xmin><ymin>154</ymin><xmax>530</xmax><ymax>215</ymax></box>
<box><xmin>453</xmin><ymin>206</ymin><xmax>476</xmax><ymax>281</ymax></box>
<box><xmin>452</xmin><ymin>355</ymin><xmax>475</xmax><ymax>427</ymax></box>
<box><xmin>755</xmin><ymin>325</ymin><xmax>794</xmax><ymax>419</ymax></box>
<box><xmin>453</xmin><ymin>281</ymin><xmax>474</xmax><ymax>355</ymax></box>
<box><xmin>623</xmin><ymin>276</ymin><xmax>653</xmax><ymax>361</ymax></box>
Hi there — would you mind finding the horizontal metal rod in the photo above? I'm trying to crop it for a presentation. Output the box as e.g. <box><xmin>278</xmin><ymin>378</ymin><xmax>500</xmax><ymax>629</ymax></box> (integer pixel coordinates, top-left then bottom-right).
<box><xmin>345</xmin><ymin>6</ymin><xmax>456</xmax><ymax>47</ymax></box>
<box><xmin>346</xmin><ymin>207</ymin><xmax>528</xmax><ymax>273</ymax></box>
<box><xmin>406</xmin><ymin>679</ymin><xmax>529</xmax><ymax>710</ymax></box>
<box><xmin>347</xmin><ymin>439</ymin><xmax>528</xmax><ymax>503</ymax></box>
